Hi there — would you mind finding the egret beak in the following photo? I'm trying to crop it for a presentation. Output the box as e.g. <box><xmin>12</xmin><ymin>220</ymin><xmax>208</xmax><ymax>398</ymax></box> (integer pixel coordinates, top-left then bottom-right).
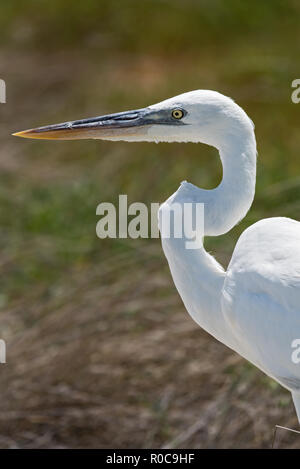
<box><xmin>13</xmin><ymin>107</ymin><xmax>185</xmax><ymax>141</ymax></box>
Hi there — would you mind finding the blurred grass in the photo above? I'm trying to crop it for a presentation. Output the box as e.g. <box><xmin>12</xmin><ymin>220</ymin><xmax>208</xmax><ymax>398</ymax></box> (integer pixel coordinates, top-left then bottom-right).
<box><xmin>0</xmin><ymin>0</ymin><xmax>300</xmax><ymax>448</ymax></box>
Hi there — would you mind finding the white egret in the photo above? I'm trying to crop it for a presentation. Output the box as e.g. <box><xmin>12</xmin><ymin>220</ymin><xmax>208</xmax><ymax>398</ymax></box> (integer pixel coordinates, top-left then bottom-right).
<box><xmin>14</xmin><ymin>90</ymin><xmax>300</xmax><ymax>424</ymax></box>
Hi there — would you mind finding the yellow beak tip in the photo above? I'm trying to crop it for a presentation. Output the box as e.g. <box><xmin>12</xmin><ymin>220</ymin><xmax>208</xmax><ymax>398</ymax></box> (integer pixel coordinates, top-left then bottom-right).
<box><xmin>12</xmin><ymin>131</ymin><xmax>30</xmax><ymax>138</ymax></box>
<box><xmin>12</xmin><ymin>129</ymin><xmax>51</xmax><ymax>140</ymax></box>
<box><xmin>11</xmin><ymin>128</ymin><xmax>83</xmax><ymax>140</ymax></box>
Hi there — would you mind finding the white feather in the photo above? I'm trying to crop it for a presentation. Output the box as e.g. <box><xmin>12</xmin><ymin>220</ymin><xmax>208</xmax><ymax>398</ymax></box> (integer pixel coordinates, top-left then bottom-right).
<box><xmin>152</xmin><ymin>90</ymin><xmax>300</xmax><ymax>424</ymax></box>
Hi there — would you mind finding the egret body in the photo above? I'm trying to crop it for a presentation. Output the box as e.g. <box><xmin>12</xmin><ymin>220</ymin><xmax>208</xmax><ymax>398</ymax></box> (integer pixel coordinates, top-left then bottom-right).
<box><xmin>14</xmin><ymin>90</ymin><xmax>300</xmax><ymax>423</ymax></box>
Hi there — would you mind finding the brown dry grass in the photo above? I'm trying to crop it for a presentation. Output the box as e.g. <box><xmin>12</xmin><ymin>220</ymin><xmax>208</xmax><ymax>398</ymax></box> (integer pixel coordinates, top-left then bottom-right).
<box><xmin>0</xmin><ymin>236</ymin><xmax>298</xmax><ymax>448</ymax></box>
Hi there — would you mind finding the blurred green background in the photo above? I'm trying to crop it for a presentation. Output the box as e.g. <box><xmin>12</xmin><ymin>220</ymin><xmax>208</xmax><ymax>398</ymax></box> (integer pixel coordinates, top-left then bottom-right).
<box><xmin>0</xmin><ymin>0</ymin><xmax>300</xmax><ymax>448</ymax></box>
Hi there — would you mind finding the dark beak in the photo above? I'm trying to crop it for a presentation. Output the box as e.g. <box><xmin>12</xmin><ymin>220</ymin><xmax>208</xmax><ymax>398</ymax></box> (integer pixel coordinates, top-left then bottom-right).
<box><xmin>12</xmin><ymin>107</ymin><xmax>183</xmax><ymax>141</ymax></box>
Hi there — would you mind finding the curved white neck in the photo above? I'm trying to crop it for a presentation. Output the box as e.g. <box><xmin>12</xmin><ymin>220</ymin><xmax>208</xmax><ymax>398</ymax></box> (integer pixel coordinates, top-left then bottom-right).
<box><xmin>203</xmin><ymin>128</ymin><xmax>257</xmax><ymax>236</ymax></box>
<box><xmin>160</xmin><ymin>124</ymin><xmax>256</xmax><ymax>348</ymax></box>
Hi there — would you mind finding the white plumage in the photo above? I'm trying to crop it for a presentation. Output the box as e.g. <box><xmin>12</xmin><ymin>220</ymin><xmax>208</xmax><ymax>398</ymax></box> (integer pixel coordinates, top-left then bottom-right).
<box><xmin>15</xmin><ymin>89</ymin><xmax>300</xmax><ymax>424</ymax></box>
<box><xmin>157</xmin><ymin>92</ymin><xmax>300</xmax><ymax>424</ymax></box>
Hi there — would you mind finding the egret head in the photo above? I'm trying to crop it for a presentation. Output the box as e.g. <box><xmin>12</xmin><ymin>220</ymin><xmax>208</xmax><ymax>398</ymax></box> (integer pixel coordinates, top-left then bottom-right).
<box><xmin>14</xmin><ymin>90</ymin><xmax>253</xmax><ymax>148</ymax></box>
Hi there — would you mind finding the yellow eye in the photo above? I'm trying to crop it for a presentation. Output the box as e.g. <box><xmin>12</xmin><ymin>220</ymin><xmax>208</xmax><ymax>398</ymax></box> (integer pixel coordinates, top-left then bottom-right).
<box><xmin>172</xmin><ymin>109</ymin><xmax>184</xmax><ymax>119</ymax></box>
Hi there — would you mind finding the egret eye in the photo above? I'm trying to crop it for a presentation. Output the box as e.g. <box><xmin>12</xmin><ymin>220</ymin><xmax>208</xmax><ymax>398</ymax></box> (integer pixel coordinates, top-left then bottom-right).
<box><xmin>172</xmin><ymin>109</ymin><xmax>184</xmax><ymax>119</ymax></box>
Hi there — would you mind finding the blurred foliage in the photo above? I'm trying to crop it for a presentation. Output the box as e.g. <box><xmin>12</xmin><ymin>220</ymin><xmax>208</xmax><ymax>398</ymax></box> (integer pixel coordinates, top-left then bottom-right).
<box><xmin>0</xmin><ymin>0</ymin><xmax>299</xmax><ymax>54</ymax></box>
<box><xmin>0</xmin><ymin>0</ymin><xmax>300</xmax><ymax>448</ymax></box>
<box><xmin>0</xmin><ymin>0</ymin><xmax>299</xmax><ymax>300</ymax></box>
